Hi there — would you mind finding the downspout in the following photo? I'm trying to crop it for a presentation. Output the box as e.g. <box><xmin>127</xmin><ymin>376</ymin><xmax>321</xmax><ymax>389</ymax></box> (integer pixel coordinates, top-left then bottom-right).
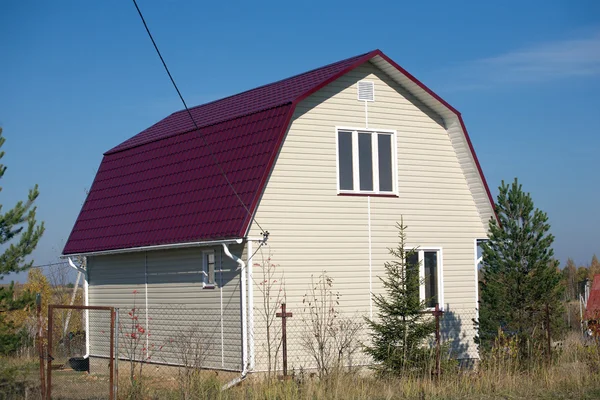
<box><xmin>247</xmin><ymin>240</ymin><xmax>254</xmax><ymax>371</ymax></box>
<box><xmin>221</xmin><ymin>242</ymin><xmax>248</xmax><ymax>390</ymax></box>
<box><xmin>68</xmin><ymin>257</ymin><xmax>89</xmax><ymax>358</ymax></box>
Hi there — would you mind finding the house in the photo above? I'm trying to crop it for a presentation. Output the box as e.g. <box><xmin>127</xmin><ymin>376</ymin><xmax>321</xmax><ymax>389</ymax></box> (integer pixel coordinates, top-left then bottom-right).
<box><xmin>63</xmin><ymin>50</ymin><xmax>495</xmax><ymax>376</ymax></box>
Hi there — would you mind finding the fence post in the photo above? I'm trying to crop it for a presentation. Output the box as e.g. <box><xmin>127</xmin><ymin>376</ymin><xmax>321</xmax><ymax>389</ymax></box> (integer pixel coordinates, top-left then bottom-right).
<box><xmin>46</xmin><ymin>305</ymin><xmax>53</xmax><ymax>399</ymax></box>
<box><xmin>276</xmin><ymin>302</ymin><xmax>293</xmax><ymax>378</ymax></box>
<box><xmin>109</xmin><ymin>308</ymin><xmax>115</xmax><ymax>400</ymax></box>
<box><xmin>115</xmin><ymin>308</ymin><xmax>119</xmax><ymax>400</ymax></box>
<box><xmin>36</xmin><ymin>294</ymin><xmax>46</xmax><ymax>400</ymax></box>
<box><xmin>434</xmin><ymin>303</ymin><xmax>442</xmax><ymax>379</ymax></box>
<box><xmin>546</xmin><ymin>303</ymin><xmax>552</xmax><ymax>363</ymax></box>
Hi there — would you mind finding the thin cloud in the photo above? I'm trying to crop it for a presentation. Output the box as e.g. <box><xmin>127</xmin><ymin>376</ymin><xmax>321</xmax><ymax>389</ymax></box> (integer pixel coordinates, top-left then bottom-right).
<box><xmin>441</xmin><ymin>31</ymin><xmax>600</xmax><ymax>91</ymax></box>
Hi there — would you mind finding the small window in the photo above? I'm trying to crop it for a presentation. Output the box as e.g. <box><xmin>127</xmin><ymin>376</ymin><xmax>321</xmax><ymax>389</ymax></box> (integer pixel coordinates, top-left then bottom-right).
<box><xmin>202</xmin><ymin>250</ymin><xmax>216</xmax><ymax>288</ymax></box>
<box><xmin>336</xmin><ymin>128</ymin><xmax>396</xmax><ymax>194</ymax></box>
<box><xmin>406</xmin><ymin>248</ymin><xmax>443</xmax><ymax>309</ymax></box>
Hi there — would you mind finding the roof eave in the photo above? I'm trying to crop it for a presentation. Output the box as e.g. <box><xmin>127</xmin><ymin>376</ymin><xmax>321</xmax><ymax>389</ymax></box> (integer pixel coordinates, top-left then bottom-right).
<box><xmin>62</xmin><ymin>238</ymin><xmax>244</xmax><ymax>258</ymax></box>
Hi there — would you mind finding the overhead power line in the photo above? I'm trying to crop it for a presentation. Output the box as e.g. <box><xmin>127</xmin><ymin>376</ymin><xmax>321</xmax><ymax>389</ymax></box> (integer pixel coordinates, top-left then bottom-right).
<box><xmin>131</xmin><ymin>0</ymin><xmax>268</xmax><ymax>240</ymax></box>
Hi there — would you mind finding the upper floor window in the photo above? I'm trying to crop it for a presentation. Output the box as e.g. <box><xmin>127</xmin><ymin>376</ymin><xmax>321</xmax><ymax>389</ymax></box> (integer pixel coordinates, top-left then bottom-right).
<box><xmin>337</xmin><ymin>128</ymin><xmax>396</xmax><ymax>194</ymax></box>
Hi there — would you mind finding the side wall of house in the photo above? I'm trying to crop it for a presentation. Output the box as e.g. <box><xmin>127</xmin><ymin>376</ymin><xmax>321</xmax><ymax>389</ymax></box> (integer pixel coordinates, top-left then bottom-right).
<box><xmin>87</xmin><ymin>244</ymin><xmax>244</xmax><ymax>371</ymax></box>
<box><xmin>248</xmin><ymin>61</ymin><xmax>488</xmax><ymax>371</ymax></box>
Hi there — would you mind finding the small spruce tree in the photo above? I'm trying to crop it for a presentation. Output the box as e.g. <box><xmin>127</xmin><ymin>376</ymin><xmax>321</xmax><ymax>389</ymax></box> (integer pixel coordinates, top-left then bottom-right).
<box><xmin>365</xmin><ymin>219</ymin><xmax>435</xmax><ymax>375</ymax></box>
<box><xmin>0</xmin><ymin>127</ymin><xmax>45</xmax><ymax>354</ymax></box>
<box><xmin>477</xmin><ymin>178</ymin><xmax>563</xmax><ymax>358</ymax></box>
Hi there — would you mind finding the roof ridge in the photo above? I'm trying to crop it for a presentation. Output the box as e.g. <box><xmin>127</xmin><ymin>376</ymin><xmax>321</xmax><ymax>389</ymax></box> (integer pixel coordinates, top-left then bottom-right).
<box><xmin>180</xmin><ymin>50</ymin><xmax>374</xmax><ymax>114</ymax></box>
<box><xmin>106</xmin><ymin>50</ymin><xmax>377</xmax><ymax>155</ymax></box>
<box><xmin>104</xmin><ymin>103</ymin><xmax>293</xmax><ymax>156</ymax></box>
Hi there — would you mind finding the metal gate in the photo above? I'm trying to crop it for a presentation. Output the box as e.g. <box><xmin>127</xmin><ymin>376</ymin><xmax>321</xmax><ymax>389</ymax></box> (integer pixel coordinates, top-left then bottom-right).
<box><xmin>47</xmin><ymin>305</ymin><xmax>116</xmax><ymax>399</ymax></box>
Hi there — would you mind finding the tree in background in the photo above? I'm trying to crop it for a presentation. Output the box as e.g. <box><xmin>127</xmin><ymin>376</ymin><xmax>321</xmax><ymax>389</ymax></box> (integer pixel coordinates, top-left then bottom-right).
<box><xmin>0</xmin><ymin>127</ymin><xmax>45</xmax><ymax>354</ymax></box>
<box><xmin>589</xmin><ymin>255</ymin><xmax>600</xmax><ymax>280</ymax></box>
<box><xmin>561</xmin><ymin>258</ymin><xmax>578</xmax><ymax>300</ymax></box>
<box><xmin>365</xmin><ymin>219</ymin><xmax>435</xmax><ymax>375</ymax></box>
<box><xmin>478</xmin><ymin>178</ymin><xmax>563</xmax><ymax>359</ymax></box>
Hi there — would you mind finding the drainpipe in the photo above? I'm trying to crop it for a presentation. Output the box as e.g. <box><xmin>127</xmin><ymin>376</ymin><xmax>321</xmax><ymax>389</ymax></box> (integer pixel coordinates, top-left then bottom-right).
<box><xmin>247</xmin><ymin>240</ymin><xmax>254</xmax><ymax>371</ymax></box>
<box><xmin>68</xmin><ymin>257</ymin><xmax>89</xmax><ymax>358</ymax></box>
<box><xmin>221</xmin><ymin>242</ymin><xmax>248</xmax><ymax>390</ymax></box>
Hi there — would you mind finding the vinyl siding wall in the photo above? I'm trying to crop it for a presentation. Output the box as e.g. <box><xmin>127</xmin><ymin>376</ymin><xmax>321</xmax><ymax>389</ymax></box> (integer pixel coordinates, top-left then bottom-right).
<box><xmin>87</xmin><ymin>245</ymin><xmax>243</xmax><ymax>371</ymax></box>
<box><xmin>248</xmin><ymin>61</ymin><xmax>488</xmax><ymax>370</ymax></box>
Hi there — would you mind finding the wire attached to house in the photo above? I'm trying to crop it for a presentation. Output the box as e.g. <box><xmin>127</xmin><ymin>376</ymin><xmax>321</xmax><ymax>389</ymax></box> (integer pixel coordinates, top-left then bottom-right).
<box><xmin>131</xmin><ymin>0</ymin><xmax>267</xmax><ymax>238</ymax></box>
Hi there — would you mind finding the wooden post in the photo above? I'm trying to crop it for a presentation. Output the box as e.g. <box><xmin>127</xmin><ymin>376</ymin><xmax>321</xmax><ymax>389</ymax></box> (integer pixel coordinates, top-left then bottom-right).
<box><xmin>36</xmin><ymin>294</ymin><xmax>46</xmax><ymax>400</ymax></box>
<box><xmin>546</xmin><ymin>303</ymin><xmax>552</xmax><ymax>364</ymax></box>
<box><xmin>47</xmin><ymin>305</ymin><xmax>53</xmax><ymax>399</ymax></box>
<box><xmin>276</xmin><ymin>303</ymin><xmax>293</xmax><ymax>378</ymax></box>
<box><xmin>433</xmin><ymin>303</ymin><xmax>443</xmax><ymax>379</ymax></box>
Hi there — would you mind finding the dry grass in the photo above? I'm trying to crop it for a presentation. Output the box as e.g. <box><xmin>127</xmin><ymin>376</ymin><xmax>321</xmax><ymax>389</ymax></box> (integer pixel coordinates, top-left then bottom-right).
<box><xmin>3</xmin><ymin>333</ymin><xmax>600</xmax><ymax>399</ymax></box>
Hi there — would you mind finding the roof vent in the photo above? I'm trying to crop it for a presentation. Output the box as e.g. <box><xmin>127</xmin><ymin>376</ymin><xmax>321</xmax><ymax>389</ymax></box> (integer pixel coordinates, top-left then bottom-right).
<box><xmin>357</xmin><ymin>81</ymin><xmax>374</xmax><ymax>101</ymax></box>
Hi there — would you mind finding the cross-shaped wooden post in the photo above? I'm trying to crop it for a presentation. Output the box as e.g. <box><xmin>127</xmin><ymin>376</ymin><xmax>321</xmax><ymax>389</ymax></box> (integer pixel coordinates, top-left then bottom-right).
<box><xmin>276</xmin><ymin>302</ymin><xmax>293</xmax><ymax>377</ymax></box>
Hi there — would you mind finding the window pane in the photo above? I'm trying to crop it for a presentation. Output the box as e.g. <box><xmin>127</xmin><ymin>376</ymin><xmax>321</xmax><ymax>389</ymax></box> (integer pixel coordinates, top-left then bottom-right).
<box><xmin>338</xmin><ymin>131</ymin><xmax>353</xmax><ymax>190</ymax></box>
<box><xmin>424</xmin><ymin>251</ymin><xmax>438</xmax><ymax>308</ymax></box>
<box><xmin>358</xmin><ymin>133</ymin><xmax>373</xmax><ymax>191</ymax></box>
<box><xmin>406</xmin><ymin>252</ymin><xmax>420</xmax><ymax>305</ymax></box>
<box><xmin>378</xmin><ymin>134</ymin><xmax>393</xmax><ymax>192</ymax></box>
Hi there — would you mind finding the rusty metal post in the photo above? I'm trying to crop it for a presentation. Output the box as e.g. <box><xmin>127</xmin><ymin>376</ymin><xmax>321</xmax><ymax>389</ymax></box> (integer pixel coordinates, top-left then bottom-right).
<box><xmin>109</xmin><ymin>308</ymin><xmax>115</xmax><ymax>400</ymax></box>
<box><xmin>36</xmin><ymin>294</ymin><xmax>46</xmax><ymax>399</ymax></box>
<box><xmin>46</xmin><ymin>305</ymin><xmax>53</xmax><ymax>399</ymax></box>
<box><xmin>114</xmin><ymin>308</ymin><xmax>119</xmax><ymax>400</ymax></box>
<box><xmin>435</xmin><ymin>303</ymin><xmax>441</xmax><ymax>379</ymax></box>
<box><xmin>276</xmin><ymin>303</ymin><xmax>293</xmax><ymax>378</ymax></box>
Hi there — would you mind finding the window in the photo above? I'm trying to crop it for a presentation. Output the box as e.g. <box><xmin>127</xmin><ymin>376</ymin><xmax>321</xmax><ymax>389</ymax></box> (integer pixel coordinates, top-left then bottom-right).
<box><xmin>202</xmin><ymin>250</ymin><xmax>216</xmax><ymax>288</ymax></box>
<box><xmin>337</xmin><ymin>128</ymin><xmax>396</xmax><ymax>194</ymax></box>
<box><xmin>407</xmin><ymin>248</ymin><xmax>443</xmax><ymax>309</ymax></box>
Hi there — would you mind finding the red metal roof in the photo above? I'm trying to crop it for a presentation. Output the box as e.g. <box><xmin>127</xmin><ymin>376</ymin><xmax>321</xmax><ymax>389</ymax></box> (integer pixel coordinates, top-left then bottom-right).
<box><xmin>585</xmin><ymin>275</ymin><xmax>600</xmax><ymax>320</ymax></box>
<box><xmin>63</xmin><ymin>49</ymin><xmax>495</xmax><ymax>255</ymax></box>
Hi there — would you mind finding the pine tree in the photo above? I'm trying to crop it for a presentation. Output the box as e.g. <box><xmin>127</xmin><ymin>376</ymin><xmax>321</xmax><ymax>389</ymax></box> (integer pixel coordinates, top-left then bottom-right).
<box><xmin>478</xmin><ymin>178</ymin><xmax>563</xmax><ymax>358</ymax></box>
<box><xmin>0</xmin><ymin>127</ymin><xmax>45</xmax><ymax>354</ymax></box>
<box><xmin>365</xmin><ymin>219</ymin><xmax>436</xmax><ymax>375</ymax></box>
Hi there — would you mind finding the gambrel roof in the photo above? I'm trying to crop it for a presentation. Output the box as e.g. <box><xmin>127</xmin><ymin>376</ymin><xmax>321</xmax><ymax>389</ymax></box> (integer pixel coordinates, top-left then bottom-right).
<box><xmin>63</xmin><ymin>50</ymin><xmax>495</xmax><ymax>255</ymax></box>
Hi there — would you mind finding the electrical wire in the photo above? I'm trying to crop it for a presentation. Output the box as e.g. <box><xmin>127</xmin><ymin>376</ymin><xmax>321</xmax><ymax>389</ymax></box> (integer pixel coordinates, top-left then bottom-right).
<box><xmin>131</xmin><ymin>0</ymin><xmax>267</xmax><ymax>237</ymax></box>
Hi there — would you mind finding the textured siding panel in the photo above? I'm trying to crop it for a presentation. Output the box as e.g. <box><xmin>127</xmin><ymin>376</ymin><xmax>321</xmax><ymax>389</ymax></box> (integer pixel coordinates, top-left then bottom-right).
<box><xmin>249</xmin><ymin>62</ymin><xmax>486</xmax><ymax>368</ymax></box>
<box><xmin>87</xmin><ymin>245</ymin><xmax>243</xmax><ymax>371</ymax></box>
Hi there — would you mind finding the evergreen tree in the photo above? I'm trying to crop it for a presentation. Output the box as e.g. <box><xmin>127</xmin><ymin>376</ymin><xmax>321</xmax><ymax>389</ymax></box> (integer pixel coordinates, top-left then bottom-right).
<box><xmin>365</xmin><ymin>219</ymin><xmax>436</xmax><ymax>375</ymax></box>
<box><xmin>0</xmin><ymin>128</ymin><xmax>45</xmax><ymax>354</ymax></box>
<box><xmin>478</xmin><ymin>178</ymin><xmax>563</xmax><ymax>358</ymax></box>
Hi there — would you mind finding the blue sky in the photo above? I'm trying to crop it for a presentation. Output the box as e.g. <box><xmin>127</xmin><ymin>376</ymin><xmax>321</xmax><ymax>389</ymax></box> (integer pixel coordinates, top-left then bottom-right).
<box><xmin>1</xmin><ymin>0</ymin><xmax>599</xmax><ymax>281</ymax></box>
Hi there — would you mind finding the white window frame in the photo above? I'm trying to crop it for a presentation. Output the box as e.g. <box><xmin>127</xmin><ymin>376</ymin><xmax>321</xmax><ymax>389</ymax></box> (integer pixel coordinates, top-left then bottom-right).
<box><xmin>202</xmin><ymin>249</ymin><xmax>216</xmax><ymax>289</ymax></box>
<box><xmin>407</xmin><ymin>247</ymin><xmax>444</xmax><ymax>310</ymax></box>
<box><xmin>335</xmin><ymin>127</ymin><xmax>398</xmax><ymax>195</ymax></box>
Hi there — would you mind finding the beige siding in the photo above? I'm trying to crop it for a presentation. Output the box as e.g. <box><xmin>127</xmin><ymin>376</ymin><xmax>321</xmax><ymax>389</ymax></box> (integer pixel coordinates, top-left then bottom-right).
<box><xmin>248</xmin><ymin>61</ymin><xmax>487</xmax><ymax>369</ymax></box>
<box><xmin>87</xmin><ymin>245</ymin><xmax>243</xmax><ymax>371</ymax></box>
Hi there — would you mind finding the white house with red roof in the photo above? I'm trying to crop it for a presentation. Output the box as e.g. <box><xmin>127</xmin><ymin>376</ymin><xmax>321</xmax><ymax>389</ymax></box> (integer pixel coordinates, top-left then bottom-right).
<box><xmin>63</xmin><ymin>50</ymin><xmax>494</xmax><ymax>376</ymax></box>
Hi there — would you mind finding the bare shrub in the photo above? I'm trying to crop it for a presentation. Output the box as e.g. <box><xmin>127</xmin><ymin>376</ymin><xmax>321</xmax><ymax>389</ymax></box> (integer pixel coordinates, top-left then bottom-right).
<box><xmin>173</xmin><ymin>324</ymin><xmax>212</xmax><ymax>399</ymax></box>
<box><xmin>255</xmin><ymin>252</ymin><xmax>286</xmax><ymax>378</ymax></box>
<box><xmin>301</xmin><ymin>272</ymin><xmax>362</xmax><ymax>378</ymax></box>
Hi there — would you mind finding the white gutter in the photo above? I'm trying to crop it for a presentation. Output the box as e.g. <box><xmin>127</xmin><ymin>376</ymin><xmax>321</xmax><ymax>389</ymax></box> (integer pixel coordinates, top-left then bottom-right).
<box><xmin>68</xmin><ymin>257</ymin><xmax>89</xmax><ymax>359</ymax></box>
<box><xmin>62</xmin><ymin>238</ymin><xmax>241</xmax><ymax>258</ymax></box>
<box><xmin>221</xmin><ymin>242</ymin><xmax>248</xmax><ymax>390</ymax></box>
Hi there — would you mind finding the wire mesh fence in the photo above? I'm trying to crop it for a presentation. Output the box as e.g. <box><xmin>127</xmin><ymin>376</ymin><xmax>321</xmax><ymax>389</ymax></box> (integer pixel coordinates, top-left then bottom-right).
<box><xmin>251</xmin><ymin>304</ymin><xmax>481</xmax><ymax>379</ymax></box>
<box><xmin>47</xmin><ymin>305</ymin><xmax>115</xmax><ymax>400</ymax></box>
